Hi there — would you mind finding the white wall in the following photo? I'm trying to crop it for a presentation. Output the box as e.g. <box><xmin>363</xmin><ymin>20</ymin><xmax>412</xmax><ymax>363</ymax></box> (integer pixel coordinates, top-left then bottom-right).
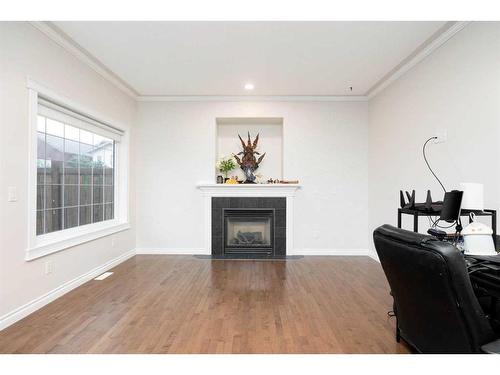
<box><xmin>368</xmin><ymin>22</ymin><xmax>500</xmax><ymax>254</ymax></box>
<box><xmin>136</xmin><ymin>101</ymin><xmax>369</xmax><ymax>254</ymax></box>
<box><xmin>0</xmin><ymin>22</ymin><xmax>137</xmax><ymax>320</ymax></box>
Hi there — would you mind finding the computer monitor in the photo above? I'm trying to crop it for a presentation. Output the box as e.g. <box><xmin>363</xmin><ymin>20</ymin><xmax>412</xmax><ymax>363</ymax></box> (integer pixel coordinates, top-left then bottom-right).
<box><xmin>440</xmin><ymin>190</ymin><xmax>463</xmax><ymax>223</ymax></box>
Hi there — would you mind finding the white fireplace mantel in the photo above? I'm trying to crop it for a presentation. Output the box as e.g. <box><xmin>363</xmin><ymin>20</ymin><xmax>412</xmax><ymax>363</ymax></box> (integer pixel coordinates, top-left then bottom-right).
<box><xmin>196</xmin><ymin>183</ymin><xmax>301</xmax><ymax>197</ymax></box>
<box><xmin>196</xmin><ymin>183</ymin><xmax>301</xmax><ymax>255</ymax></box>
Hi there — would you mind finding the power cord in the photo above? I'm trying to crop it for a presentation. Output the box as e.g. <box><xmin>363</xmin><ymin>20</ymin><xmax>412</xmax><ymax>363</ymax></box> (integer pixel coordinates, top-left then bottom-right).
<box><xmin>422</xmin><ymin>137</ymin><xmax>464</xmax><ymax>244</ymax></box>
<box><xmin>428</xmin><ymin>215</ymin><xmax>456</xmax><ymax>229</ymax></box>
<box><xmin>423</xmin><ymin>137</ymin><xmax>447</xmax><ymax>194</ymax></box>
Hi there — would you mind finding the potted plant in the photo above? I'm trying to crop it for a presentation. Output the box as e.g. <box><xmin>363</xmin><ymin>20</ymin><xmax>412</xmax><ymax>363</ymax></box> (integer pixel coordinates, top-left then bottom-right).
<box><xmin>216</xmin><ymin>156</ymin><xmax>237</xmax><ymax>182</ymax></box>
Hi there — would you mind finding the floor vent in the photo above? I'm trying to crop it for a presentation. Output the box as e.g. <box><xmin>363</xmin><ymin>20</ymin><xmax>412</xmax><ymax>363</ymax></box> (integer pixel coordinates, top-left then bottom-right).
<box><xmin>94</xmin><ymin>272</ymin><xmax>113</xmax><ymax>281</ymax></box>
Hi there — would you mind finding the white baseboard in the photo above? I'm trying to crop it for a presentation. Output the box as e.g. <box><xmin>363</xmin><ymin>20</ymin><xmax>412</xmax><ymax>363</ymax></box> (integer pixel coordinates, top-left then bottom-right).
<box><xmin>135</xmin><ymin>248</ymin><xmax>209</xmax><ymax>255</ymax></box>
<box><xmin>286</xmin><ymin>248</ymin><xmax>370</xmax><ymax>256</ymax></box>
<box><xmin>368</xmin><ymin>252</ymin><xmax>380</xmax><ymax>262</ymax></box>
<box><xmin>136</xmin><ymin>248</ymin><xmax>371</xmax><ymax>257</ymax></box>
<box><xmin>0</xmin><ymin>249</ymin><xmax>136</xmax><ymax>331</ymax></box>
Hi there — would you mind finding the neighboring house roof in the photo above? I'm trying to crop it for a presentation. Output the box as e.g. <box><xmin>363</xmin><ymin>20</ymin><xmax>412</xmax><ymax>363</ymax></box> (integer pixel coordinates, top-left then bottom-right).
<box><xmin>38</xmin><ymin>137</ymin><xmax>112</xmax><ymax>160</ymax></box>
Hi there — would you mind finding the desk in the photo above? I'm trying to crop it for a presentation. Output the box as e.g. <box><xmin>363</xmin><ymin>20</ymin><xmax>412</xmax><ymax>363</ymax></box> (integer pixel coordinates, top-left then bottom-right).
<box><xmin>397</xmin><ymin>208</ymin><xmax>497</xmax><ymax>247</ymax></box>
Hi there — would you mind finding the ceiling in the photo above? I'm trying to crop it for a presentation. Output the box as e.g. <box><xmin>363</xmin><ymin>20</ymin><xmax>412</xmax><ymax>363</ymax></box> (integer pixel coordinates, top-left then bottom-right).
<box><xmin>53</xmin><ymin>21</ymin><xmax>448</xmax><ymax>97</ymax></box>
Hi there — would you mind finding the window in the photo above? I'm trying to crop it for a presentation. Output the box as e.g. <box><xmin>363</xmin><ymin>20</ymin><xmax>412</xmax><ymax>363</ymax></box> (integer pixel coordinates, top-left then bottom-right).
<box><xmin>36</xmin><ymin>115</ymin><xmax>115</xmax><ymax>235</ymax></box>
<box><xmin>27</xmin><ymin>83</ymin><xmax>129</xmax><ymax>261</ymax></box>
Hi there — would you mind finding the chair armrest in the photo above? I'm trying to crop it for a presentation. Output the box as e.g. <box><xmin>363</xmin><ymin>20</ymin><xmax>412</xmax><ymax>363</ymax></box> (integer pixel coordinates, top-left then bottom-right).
<box><xmin>481</xmin><ymin>339</ymin><xmax>500</xmax><ymax>353</ymax></box>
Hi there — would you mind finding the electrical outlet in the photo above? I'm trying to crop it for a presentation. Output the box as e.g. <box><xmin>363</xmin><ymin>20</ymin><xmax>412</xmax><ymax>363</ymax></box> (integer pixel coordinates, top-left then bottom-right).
<box><xmin>44</xmin><ymin>261</ymin><xmax>54</xmax><ymax>275</ymax></box>
<box><xmin>434</xmin><ymin>130</ymin><xmax>447</xmax><ymax>144</ymax></box>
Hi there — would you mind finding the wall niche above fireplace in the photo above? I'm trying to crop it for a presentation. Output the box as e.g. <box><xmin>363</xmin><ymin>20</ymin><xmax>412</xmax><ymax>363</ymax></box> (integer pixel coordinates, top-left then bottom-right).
<box><xmin>216</xmin><ymin>117</ymin><xmax>283</xmax><ymax>183</ymax></box>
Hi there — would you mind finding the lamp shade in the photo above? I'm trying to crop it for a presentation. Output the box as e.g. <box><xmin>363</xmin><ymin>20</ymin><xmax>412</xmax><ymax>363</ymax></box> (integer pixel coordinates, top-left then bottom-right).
<box><xmin>459</xmin><ymin>182</ymin><xmax>484</xmax><ymax>211</ymax></box>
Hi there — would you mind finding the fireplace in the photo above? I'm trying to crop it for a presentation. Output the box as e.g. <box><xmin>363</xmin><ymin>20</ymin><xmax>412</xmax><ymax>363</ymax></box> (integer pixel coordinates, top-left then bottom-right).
<box><xmin>224</xmin><ymin>209</ymin><xmax>274</xmax><ymax>255</ymax></box>
<box><xmin>211</xmin><ymin>197</ymin><xmax>286</xmax><ymax>258</ymax></box>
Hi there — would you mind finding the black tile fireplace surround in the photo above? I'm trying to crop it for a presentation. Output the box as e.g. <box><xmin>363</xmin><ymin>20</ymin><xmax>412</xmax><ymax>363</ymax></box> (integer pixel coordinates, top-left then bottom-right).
<box><xmin>212</xmin><ymin>197</ymin><xmax>286</xmax><ymax>258</ymax></box>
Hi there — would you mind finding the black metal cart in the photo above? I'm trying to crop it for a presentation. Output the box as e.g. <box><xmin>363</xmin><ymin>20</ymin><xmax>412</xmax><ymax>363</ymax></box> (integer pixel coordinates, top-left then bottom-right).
<box><xmin>397</xmin><ymin>208</ymin><xmax>497</xmax><ymax>247</ymax></box>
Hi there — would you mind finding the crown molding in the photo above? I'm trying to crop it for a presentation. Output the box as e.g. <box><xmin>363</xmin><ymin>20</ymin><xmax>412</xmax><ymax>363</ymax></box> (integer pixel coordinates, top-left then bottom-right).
<box><xmin>29</xmin><ymin>21</ymin><xmax>469</xmax><ymax>103</ymax></box>
<box><xmin>366</xmin><ymin>21</ymin><xmax>470</xmax><ymax>99</ymax></box>
<box><xmin>136</xmin><ymin>95</ymin><xmax>368</xmax><ymax>102</ymax></box>
<box><xmin>29</xmin><ymin>21</ymin><xmax>139</xmax><ymax>99</ymax></box>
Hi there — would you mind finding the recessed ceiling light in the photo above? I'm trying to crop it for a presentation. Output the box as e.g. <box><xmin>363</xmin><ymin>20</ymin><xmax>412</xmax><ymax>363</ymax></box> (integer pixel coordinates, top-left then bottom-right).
<box><xmin>244</xmin><ymin>83</ymin><xmax>255</xmax><ymax>90</ymax></box>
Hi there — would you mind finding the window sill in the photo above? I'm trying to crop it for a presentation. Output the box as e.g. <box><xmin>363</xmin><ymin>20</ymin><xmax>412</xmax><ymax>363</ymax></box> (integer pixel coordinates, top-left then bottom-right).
<box><xmin>26</xmin><ymin>221</ymin><xmax>131</xmax><ymax>261</ymax></box>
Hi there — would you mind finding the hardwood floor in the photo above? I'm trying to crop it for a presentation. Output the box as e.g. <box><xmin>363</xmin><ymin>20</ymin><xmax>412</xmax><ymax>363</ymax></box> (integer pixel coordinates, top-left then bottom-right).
<box><xmin>0</xmin><ymin>256</ymin><xmax>410</xmax><ymax>353</ymax></box>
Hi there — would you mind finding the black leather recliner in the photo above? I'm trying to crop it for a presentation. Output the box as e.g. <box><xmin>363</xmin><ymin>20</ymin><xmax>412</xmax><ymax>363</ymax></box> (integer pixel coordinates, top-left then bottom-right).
<box><xmin>373</xmin><ymin>224</ymin><xmax>500</xmax><ymax>353</ymax></box>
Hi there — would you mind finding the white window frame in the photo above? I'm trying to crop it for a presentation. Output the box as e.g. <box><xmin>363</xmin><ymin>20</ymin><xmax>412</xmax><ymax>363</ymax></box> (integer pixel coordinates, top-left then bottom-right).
<box><xmin>26</xmin><ymin>79</ymin><xmax>130</xmax><ymax>261</ymax></box>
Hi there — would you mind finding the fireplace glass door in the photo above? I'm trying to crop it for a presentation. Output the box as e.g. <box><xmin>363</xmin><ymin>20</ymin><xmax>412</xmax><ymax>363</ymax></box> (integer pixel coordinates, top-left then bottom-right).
<box><xmin>223</xmin><ymin>209</ymin><xmax>274</xmax><ymax>255</ymax></box>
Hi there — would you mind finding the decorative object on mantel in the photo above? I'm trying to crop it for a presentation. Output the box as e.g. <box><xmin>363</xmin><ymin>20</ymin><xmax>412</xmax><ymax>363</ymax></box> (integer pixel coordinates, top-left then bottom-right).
<box><xmin>225</xmin><ymin>176</ymin><xmax>239</xmax><ymax>184</ymax></box>
<box><xmin>254</xmin><ymin>173</ymin><xmax>263</xmax><ymax>184</ymax></box>
<box><xmin>216</xmin><ymin>175</ymin><xmax>224</xmax><ymax>184</ymax></box>
<box><xmin>267</xmin><ymin>179</ymin><xmax>300</xmax><ymax>184</ymax></box>
<box><xmin>216</xmin><ymin>156</ymin><xmax>237</xmax><ymax>182</ymax></box>
<box><xmin>233</xmin><ymin>132</ymin><xmax>266</xmax><ymax>184</ymax></box>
